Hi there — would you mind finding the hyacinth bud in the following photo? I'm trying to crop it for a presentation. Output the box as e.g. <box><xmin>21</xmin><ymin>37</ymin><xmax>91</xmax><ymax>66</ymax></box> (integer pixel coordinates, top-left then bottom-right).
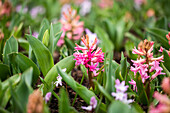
<box><xmin>143</xmin><ymin>39</ymin><xmax>152</xmax><ymax>52</ymax></box>
<box><xmin>0</xmin><ymin>29</ymin><xmax>4</xmax><ymax>41</ymax></box>
<box><xmin>161</xmin><ymin>77</ymin><xmax>170</xmax><ymax>95</ymax></box>
<box><xmin>27</xmin><ymin>90</ymin><xmax>43</xmax><ymax>113</ymax></box>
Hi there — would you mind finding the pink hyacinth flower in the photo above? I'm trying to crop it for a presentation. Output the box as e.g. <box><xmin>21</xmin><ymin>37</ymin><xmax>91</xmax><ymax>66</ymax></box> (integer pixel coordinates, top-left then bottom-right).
<box><xmin>73</xmin><ymin>35</ymin><xmax>104</xmax><ymax>77</ymax></box>
<box><xmin>81</xmin><ymin>96</ymin><xmax>97</xmax><ymax>111</ymax></box>
<box><xmin>45</xmin><ymin>92</ymin><xmax>52</xmax><ymax>103</ymax></box>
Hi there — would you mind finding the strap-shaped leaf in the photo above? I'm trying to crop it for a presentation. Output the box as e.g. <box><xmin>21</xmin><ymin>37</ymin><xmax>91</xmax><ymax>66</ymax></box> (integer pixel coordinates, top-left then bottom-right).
<box><xmin>0</xmin><ymin>64</ymin><xmax>10</xmax><ymax>81</ymax></box>
<box><xmin>0</xmin><ymin>74</ymin><xmax>20</xmax><ymax>107</ymax></box>
<box><xmin>8</xmin><ymin>53</ymin><xmax>40</xmax><ymax>84</ymax></box>
<box><xmin>26</xmin><ymin>34</ymin><xmax>54</xmax><ymax>76</ymax></box>
<box><xmin>135</xmin><ymin>73</ymin><xmax>149</xmax><ymax>105</ymax></box>
<box><xmin>11</xmin><ymin>68</ymin><xmax>33</xmax><ymax>113</ymax></box>
<box><xmin>59</xmin><ymin>88</ymin><xmax>70</xmax><ymax>113</ymax></box>
<box><xmin>146</xmin><ymin>28</ymin><xmax>169</xmax><ymax>49</ymax></box>
<box><xmin>3</xmin><ymin>36</ymin><xmax>18</xmax><ymax>64</ymax></box>
<box><xmin>44</xmin><ymin>55</ymin><xmax>75</xmax><ymax>93</ymax></box>
<box><xmin>163</xmin><ymin>49</ymin><xmax>170</xmax><ymax>71</ymax></box>
<box><xmin>95</xmin><ymin>26</ymin><xmax>114</xmax><ymax>53</ymax></box>
<box><xmin>108</xmin><ymin>101</ymin><xmax>131</xmax><ymax>113</ymax></box>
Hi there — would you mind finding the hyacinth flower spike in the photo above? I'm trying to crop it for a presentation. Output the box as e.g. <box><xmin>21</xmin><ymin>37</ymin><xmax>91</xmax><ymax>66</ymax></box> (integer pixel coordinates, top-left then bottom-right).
<box><xmin>73</xmin><ymin>35</ymin><xmax>104</xmax><ymax>89</ymax></box>
<box><xmin>129</xmin><ymin>39</ymin><xmax>165</xmax><ymax>100</ymax></box>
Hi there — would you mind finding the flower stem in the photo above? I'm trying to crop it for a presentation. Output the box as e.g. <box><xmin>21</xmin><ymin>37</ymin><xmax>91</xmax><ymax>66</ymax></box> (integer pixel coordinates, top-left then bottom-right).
<box><xmin>88</xmin><ymin>69</ymin><xmax>94</xmax><ymax>89</ymax></box>
<box><xmin>144</xmin><ymin>50</ymin><xmax>150</xmax><ymax>102</ymax></box>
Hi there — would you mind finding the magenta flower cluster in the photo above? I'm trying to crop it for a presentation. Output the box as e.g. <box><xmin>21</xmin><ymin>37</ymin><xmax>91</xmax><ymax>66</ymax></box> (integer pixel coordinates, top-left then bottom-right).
<box><xmin>112</xmin><ymin>79</ymin><xmax>133</xmax><ymax>104</ymax></box>
<box><xmin>73</xmin><ymin>35</ymin><xmax>104</xmax><ymax>76</ymax></box>
<box><xmin>129</xmin><ymin>39</ymin><xmax>165</xmax><ymax>91</ymax></box>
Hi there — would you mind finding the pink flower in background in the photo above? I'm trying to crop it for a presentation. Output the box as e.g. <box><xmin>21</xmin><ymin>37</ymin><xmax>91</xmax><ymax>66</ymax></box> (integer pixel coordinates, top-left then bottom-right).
<box><xmin>44</xmin><ymin>92</ymin><xmax>52</xmax><ymax>103</ymax></box>
<box><xmin>16</xmin><ymin>5</ymin><xmax>28</xmax><ymax>13</ymax></box>
<box><xmin>161</xmin><ymin>77</ymin><xmax>170</xmax><ymax>95</ymax></box>
<box><xmin>73</xmin><ymin>35</ymin><xmax>104</xmax><ymax>76</ymax></box>
<box><xmin>30</xmin><ymin>6</ymin><xmax>45</xmax><ymax>19</ymax></box>
<box><xmin>149</xmin><ymin>77</ymin><xmax>170</xmax><ymax>113</ymax></box>
<box><xmin>129</xmin><ymin>40</ymin><xmax>165</xmax><ymax>90</ymax></box>
<box><xmin>32</xmin><ymin>32</ymin><xmax>39</xmax><ymax>38</ymax></box>
<box><xmin>98</xmin><ymin>0</ymin><xmax>113</xmax><ymax>9</ymax></box>
<box><xmin>134</xmin><ymin>0</ymin><xmax>146</xmax><ymax>10</ymax></box>
<box><xmin>81</xmin><ymin>96</ymin><xmax>97</xmax><ymax>111</ymax></box>
<box><xmin>112</xmin><ymin>79</ymin><xmax>133</xmax><ymax>104</ymax></box>
<box><xmin>57</xmin><ymin>8</ymin><xmax>84</xmax><ymax>46</ymax></box>
<box><xmin>79</xmin><ymin>0</ymin><xmax>92</xmax><ymax>16</ymax></box>
<box><xmin>115</xmin><ymin>79</ymin><xmax>129</xmax><ymax>92</ymax></box>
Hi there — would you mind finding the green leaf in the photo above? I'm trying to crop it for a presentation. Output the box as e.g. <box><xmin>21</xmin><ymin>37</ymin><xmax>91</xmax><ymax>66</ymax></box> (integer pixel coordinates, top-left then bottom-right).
<box><xmin>48</xmin><ymin>24</ymin><xmax>55</xmax><ymax>54</ymax></box>
<box><xmin>3</xmin><ymin>36</ymin><xmax>18</xmax><ymax>64</ymax></box>
<box><xmin>0</xmin><ymin>64</ymin><xmax>10</xmax><ymax>81</ymax></box>
<box><xmin>44</xmin><ymin>55</ymin><xmax>75</xmax><ymax>93</ymax></box>
<box><xmin>57</xmin><ymin>67</ymin><xmax>106</xmax><ymax>113</ymax></box>
<box><xmin>42</xmin><ymin>29</ymin><xmax>50</xmax><ymax>47</ymax></box>
<box><xmin>11</xmin><ymin>68</ymin><xmax>33</xmax><ymax>113</ymax></box>
<box><xmin>26</xmin><ymin>34</ymin><xmax>54</xmax><ymax>76</ymax></box>
<box><xmin>163</xmin><ymin>49</ymin><xmax>170</xmax><ymax>71</ymax></box>
<box><xmin>18</xmin><ymin>38</ymin><xmax>29</xmax><ymax>51</ymax></box>
<box><xmin>59</xmin><ymin>88</ymin><xmax>70</xmax><ymax>113</ymax></box>
<box><xmin>120</xmin><ymin>57</ymin><xmax>128</xmax><ymax>80</ymax></box>
<box><xmin>8</xmin><ymin>53</ymin><xmax>40</xmax><ymax>84</ymax></box>
<box><xmin>54</xmin><ymin>31</ymin><xmax>63</xmax><ymax>48</ymax></box>
<box><xmin>93</xmin><ymin>80</ymin><xmax>113</xmax><ymax>102</ymax></box>
<box><xmin>64</xmin><ymin>38</ymin><xmax>75</xmax><ymax>50</ymax></box>
<box><xmin>161</xmin><ymin>63</ymin><xmax>170</xmax><ymax>77</ymax></box>
<box><xmin>131</xmin><ymin>103</ymin><xmax>144</xmax><ymax>113</ymax></box>
<box><xmin>95</xmin><ymin>26</ymin><xmax>114</xmax><ymax>53</ymax></box>
<box><xmin>53</xmin><ymin>22</ymin><xmax>62</xmax><ymax>36</ymax></box>
<box><xmin>0</xmin><ymin>74</ymin><xmax>20</xmax><ymax>107</ymax></box>
<box><xmin>116</xmin><ymin>19</ymin><xmax>125</xmax><ymax>50</ymax></box>
<box><xmin>146</xmin><ymin>28</ymin><xmax>169</xmax><ymax>49</ymax></box>
<box><xmin>105</xmin><ymin>52</ymin><xmax>114</xmax><ymax>95</ymax></box>
<box><xmin>0</xmin><ymin>107</ymin><xmax>10</xmax><ymax>113</ymax></box>
<box><xmin>108</xmin><ymin>101</ymin><xmax>131</xmax><ymax>113</ymax></box>
<box><xmin>38</xmin><ymin>25</ymin><xmax>48</xmax><ymax>41</ymax></box>
<box><xmin>135</xmin><ymin>73</ymin><xmax>149</xmax><ymax>105</ymax></box>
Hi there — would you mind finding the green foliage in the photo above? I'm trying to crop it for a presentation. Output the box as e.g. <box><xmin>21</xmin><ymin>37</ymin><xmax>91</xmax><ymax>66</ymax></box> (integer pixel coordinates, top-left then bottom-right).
<box><xmin>8</xmin><ymin>53</ymin><xmax>40</xmax><ymax>84</ymax></box>
<box><xmin>108</xmin><ymin>101</ymin><xmax>131</xmax><ymax>113</ymax></box>
<box><xmin>0</xmin><ymin>64</ymin><xmax>10</xmax><ymax>81</ymax></box>
<box><xmin>3</xmin><ymin>36</ymin><xmax>18</xmax><ymax>65</ymax></box>
<box><xmin>146</xmin><ymin>28</ymin><xmax>169</xmax><ymax>49</ymax></box>
<box><xmin>95</xmin><ymin>26</ymin><xmax>114</xmax><ymax>53</ymax></box>
<box><xmin>163</xmin><ymin>49</ymin><xmax>170</xmax><ymax>71</ymax></box>
<box><xmin>44</xmin><ymin>55</ymin><xmax>75</xmax><ymax>93</ymax></box>
<box><xmin>26</xmin><ymin>34</ymin><xmax>54</xmax><ymax>76</ymax></box>
<box><xmin>10</xmin><ymin>68</ymin><xmax>33</xmax><ymax>113</ymax></box>
<box><xmin>135</xmin><ymin>73</ymin><xmax>149</xmax><ymax>105</ymax></box>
